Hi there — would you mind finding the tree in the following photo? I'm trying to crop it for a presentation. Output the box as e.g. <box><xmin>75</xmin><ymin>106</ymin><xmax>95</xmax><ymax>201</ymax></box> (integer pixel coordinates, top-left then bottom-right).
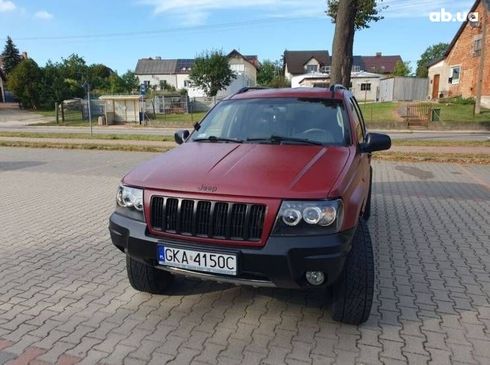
<box><xmin>1</xmin><ymin>36</ymin><xmax>22</xmax><ymax>76</ymax></box>
<box><xmin>7</xmin><ymin>59</ymin><xmax>42</xmax><ymax>108</ymax></box>
<box><xmin>189</xmin><ymin>50</ymin><xmax>236</xmax><ymax>98</ymax></box>
<box><xmin>39</xmin><ymin>60</ymin><xmax>71</xmax><ymax>108</ymax></box>
<box><xmin>121</xmin><ymin>71</ymin><xmax>139</xmax><ymax>94</ymax></box>
<box><xmin>327</xmin><ymin>0</ymin><xmax>386</xmax><ymax>87</ymax></box>
<box><xmin>392</xmin><ymin>61</ymin><xmax>412</xmax><ymax>77</ymax></box>
<box><xmin>257</xmin><ymin>60</ymin><xmax>282</xmax><ymax>86</ymax></box>
<box><xmin>416</xmin><ymin>43</ymin><xmax>449</xmax><ymax>78</ymax></box>
<box><xmin>88</xmin><ymin>63</ymin><xmax>113</xmax><ymax>91</ymax></box>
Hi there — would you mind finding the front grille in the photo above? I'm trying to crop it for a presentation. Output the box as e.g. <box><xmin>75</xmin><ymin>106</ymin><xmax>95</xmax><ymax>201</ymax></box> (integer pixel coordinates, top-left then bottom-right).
<box><xmin>150</xmin><ymin>197</ymin><xmax>266</xmax><ymax>241</ymax></box>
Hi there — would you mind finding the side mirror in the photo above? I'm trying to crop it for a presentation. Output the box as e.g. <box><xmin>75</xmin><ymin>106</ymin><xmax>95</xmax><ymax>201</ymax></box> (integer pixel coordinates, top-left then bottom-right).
<box><xmin>174</xmin><ymin>130</ymin><xmax>190</xmax><ymax>145</ymax></box>
<box><xmin>360</xmin><ymin>133</ymin><xmax>391</xmax><ymax>153</ymax></box>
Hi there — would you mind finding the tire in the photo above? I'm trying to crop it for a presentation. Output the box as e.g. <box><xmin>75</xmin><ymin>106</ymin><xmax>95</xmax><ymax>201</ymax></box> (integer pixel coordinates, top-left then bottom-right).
<box><xmin>363</xmin><ymin>167</ymin><xmax>373</xmax><ymax>220</ymax></box>
<box><xmin>126</xmin><ymin>255</ymin><xmax>173</xmax><ymax>294</ymax></box>
<box><xmin>330</xmin><ymin>219</ymin><xmax>374</xmax><ymax>325</ymax></box>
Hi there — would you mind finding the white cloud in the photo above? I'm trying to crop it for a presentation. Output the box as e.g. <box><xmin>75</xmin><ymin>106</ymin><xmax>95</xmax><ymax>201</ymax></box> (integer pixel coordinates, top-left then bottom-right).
<box><xmin>34</xmin><ymin>10</ymin><xmax>54</xmax><ymax>20</ymax></box>
<box><xmin>140</xmin><ymin>0</ymin><xmax>476</xmax><ymax>24</ymax></box>
<box><xmin>0</xmin><ymin>0</ymin><xmax>16</xmax><ymax>12</ymax></box>
<box><xmin>140</xmin><ymin>0</ymin><xmax>324</xmax><ymax>25</ymax></box>
<box><xmin>383</xmin><ymin>0</ymin><xmax>475</xmax><ymax>18</ymax></box>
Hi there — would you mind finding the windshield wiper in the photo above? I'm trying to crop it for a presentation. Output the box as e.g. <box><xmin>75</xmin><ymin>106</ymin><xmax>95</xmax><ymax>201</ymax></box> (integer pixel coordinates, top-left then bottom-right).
<box><xmin>246</xmin><ymin>135</ymin><xmax>324</xmax><ymax>146</ymax></box>
<box><xmin>193</xmin><ymin>136</ymin><xmax>243</xmax><ymax>143</ymax></box>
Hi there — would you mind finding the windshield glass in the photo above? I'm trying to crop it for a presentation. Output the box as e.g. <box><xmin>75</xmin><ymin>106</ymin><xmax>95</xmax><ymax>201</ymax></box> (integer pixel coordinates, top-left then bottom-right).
<box><xmin>191</xmin><ymin>98</ymin><xmax>349</xmax><ymax>145</ymax></box>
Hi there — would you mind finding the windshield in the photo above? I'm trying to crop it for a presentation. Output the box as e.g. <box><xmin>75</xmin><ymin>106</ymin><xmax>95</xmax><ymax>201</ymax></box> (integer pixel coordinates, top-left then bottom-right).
<box><xmin>191</xmin><ymin>98</ymin><xmax>350</xmax><ymax>145</ymax></box>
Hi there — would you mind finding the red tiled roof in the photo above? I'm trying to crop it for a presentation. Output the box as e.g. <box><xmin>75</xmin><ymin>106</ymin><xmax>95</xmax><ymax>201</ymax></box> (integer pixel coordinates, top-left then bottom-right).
<box><xmin>361</xmin><ymin>55</ymin><xmax>403</xmax><ymax>74</ymax></box>
<box><xmin>284</xmin><ymin>50</ymin><xmax>330</xmax><ymax>75</ymax></box>
<box><xmin>284</xmin><ymin>50</ymin><xmax>402</xmax><ymax>75</ymax></box>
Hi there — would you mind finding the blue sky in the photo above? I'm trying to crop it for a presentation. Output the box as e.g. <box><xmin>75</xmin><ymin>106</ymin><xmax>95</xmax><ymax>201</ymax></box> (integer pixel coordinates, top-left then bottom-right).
<box><xmin>0</xmin><ymin>0</ymin><xmax>476</xmax><ymax>74</ymax></box>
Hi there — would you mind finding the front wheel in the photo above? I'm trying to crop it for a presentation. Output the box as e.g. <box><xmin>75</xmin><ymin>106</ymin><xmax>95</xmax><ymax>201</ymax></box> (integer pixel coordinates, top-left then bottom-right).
<box><xmin>126</xmin><ymin>255</ymin><xmax>173</xmax><ymax>294</ymax></box>
<box><xmin>329</xmin><ymin>219</ymin><xmax>374</xmax><ymax>325</ymax></box>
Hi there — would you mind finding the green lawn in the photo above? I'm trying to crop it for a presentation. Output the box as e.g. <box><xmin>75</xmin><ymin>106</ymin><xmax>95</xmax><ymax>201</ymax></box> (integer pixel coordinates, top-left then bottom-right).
<box><xmin>32</xmin><ymin>110</ymin><xmax>207</xmax><ymax>127</ymax></box>
<box><xmin>359</xmin><ymin>102</ymin><xmax>490</xmax><ymax>125</ymax></box>
<box><xmin>0</xmin><ymin>131</ymin><xmax>173</xmax><ymax>141</ymax></box>
<box><xmin>359</xmin><ymin>102</ymin><xmax>400</xmax><ymax>123</ymax></box>
<box><xmin>151</xmin><ymin>112</ymin><xmax>207</xmax><ymax>123</ymax></box>
<box><xmin>436</xmin><ymin>104</ymin><xmax>490</xmax><ymax>123</ymax></box>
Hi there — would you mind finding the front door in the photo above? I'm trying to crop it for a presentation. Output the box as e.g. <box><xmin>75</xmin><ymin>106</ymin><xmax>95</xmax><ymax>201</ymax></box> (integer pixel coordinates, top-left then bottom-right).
<box><xmin>432</xmin><ymin>74</ymin><xmax>440</xmax><ymax>99</ymax></box>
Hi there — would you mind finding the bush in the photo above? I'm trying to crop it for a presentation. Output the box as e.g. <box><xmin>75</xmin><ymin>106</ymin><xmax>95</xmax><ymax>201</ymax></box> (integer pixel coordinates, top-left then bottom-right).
<box><xmin>438</xmin><ymin>96</ymin><xmax>475</xmax><ymax>105</ymax></box>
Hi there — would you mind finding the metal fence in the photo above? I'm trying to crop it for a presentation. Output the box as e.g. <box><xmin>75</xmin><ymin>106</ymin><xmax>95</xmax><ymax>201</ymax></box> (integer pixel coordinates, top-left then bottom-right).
<box><xmin>189</xmin><ymin>97</ymin><xmax>217</xmax><ymax>113</ymax></box>
<box><xmin>81</xmin><ymin>100</ymin><xmax>105</xmax><ymax>120</ymax></box>
<box><xmin>144</xmin><ymin>95</ymin><xmax>189</xmax><ymax>116</ymax></box>
<box><xmin>59</xmin><ymin>95</ymin><xmax>207</xmax><ymax>124</ymax></box>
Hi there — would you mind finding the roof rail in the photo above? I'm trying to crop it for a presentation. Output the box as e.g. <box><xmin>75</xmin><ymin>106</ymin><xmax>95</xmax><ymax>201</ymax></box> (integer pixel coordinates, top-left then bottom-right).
<box><xmin>330</xmin><ymin>84</ymin><xmax>346</xmax><ymax>92</ymax></box>
<box><xmin>330</xmin><ymin>84</ymin><xmax>347</xmax><ymax>97</ymax></box>
<box><xmin>236</xmin><ymin>86</ymin><xmax>268</xmax><ymax>95</ymax></box>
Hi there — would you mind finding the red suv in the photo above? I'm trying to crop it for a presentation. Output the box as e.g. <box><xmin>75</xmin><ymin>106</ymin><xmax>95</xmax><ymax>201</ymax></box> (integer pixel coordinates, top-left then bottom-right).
<box><xmin>109</xmin><ymin>86</ymin><xmax>391</xmax><ymax>324</ymax></box>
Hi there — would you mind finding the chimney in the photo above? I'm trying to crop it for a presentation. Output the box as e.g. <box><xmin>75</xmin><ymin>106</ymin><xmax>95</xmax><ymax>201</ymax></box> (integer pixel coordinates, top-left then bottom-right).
<box><xmin>376</xmin><ymin>52</ymin><xmax>382</xmax><ymax>57</ymax></box>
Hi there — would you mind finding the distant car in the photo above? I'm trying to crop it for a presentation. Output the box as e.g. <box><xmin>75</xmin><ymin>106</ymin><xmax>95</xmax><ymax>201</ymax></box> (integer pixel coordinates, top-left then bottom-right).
<box><xmin>109</xmin><ymin>86</ymin><xmax>391</xmax><ymax>325</ymax></box>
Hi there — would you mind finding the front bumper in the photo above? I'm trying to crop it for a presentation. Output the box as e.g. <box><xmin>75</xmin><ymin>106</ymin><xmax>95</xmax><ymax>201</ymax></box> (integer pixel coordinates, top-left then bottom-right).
<box><xmin>109</xmin><ymin>213</ymin><xmax>355</xmax><ymax>289</ymax></box>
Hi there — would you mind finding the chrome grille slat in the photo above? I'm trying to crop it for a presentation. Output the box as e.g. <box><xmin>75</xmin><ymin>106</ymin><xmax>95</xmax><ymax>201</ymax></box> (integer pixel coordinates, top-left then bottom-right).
<box><xmin>150</xmin><ymin>197</ymin><xmax>265</xmax><ymax>241</ymax></box>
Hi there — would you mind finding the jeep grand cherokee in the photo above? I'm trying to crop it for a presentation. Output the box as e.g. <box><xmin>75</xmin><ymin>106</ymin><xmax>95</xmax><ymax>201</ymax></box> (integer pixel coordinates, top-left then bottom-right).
<box><xmin>109</xmin><ymin>86</ymin><xmax>391</xmax><ymax>325</ymax></box>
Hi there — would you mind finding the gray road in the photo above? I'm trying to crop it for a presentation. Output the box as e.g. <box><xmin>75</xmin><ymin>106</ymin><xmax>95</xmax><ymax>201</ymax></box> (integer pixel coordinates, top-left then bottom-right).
<box><xmin>1</xmin><ymin>147</ymin><xmax>490</xmax><ymax>364</ymax></box>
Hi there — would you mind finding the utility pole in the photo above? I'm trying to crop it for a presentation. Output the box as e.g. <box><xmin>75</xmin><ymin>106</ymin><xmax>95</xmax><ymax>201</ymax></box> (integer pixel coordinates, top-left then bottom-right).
<box><xmin>475</xmin><ymin>9</ymin><xmax>487</xmax><ymax>115</ymax></box>
<box><xmin>87</xmin><ymin>83</ymin><xmax>93</xmax><ymax>136</ymax></box>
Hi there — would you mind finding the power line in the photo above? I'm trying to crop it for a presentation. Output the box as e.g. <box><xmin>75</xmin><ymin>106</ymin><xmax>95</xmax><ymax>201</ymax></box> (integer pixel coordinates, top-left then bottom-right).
<box><xmin>14</xmin><ymin>16</ymin><xmax>324</xmax><ymax>42</ymax></box>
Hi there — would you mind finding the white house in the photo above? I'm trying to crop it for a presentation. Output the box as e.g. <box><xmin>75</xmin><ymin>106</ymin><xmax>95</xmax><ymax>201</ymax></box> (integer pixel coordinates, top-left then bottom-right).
<box><xmin>135</xmin><ymin>50</ymin><xmax>259</xmax><ymax>98</ymax></box>
<box><xmin>283</xmin><ymin>50</ymin><xmax>403</xmax><ymax>81</ymax></box>
<box><xmin>291</xmin><ymin>71</ymin><xmax>384</xmax><ymax>101</ymax></box>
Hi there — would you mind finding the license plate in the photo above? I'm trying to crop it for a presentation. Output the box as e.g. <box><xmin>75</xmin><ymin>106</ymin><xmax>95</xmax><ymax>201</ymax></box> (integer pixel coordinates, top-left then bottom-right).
<box><xmin>157</xmin><ymin>246</ymin><xmax>237</xmax><ymax>276</ymax></box>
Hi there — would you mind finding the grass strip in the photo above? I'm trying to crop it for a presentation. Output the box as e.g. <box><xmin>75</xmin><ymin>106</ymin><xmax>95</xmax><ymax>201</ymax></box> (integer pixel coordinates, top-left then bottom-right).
<box><xmin>0</xmin><ymin>140</ymin><xmax>170</xmax><ymax>153</ymax></box>
<box><xmin>374</xmin><ymin>152</ymin><xmax>490</xmax><ymax>164</ymax></box>
<box><xmin>0</xmin><ymin>131</ymin><xmax>173</xmax><ymax>141</ymax></box>
<box><xmin>392</xmin><ymin>139</ymin><xmax>489</xmax><ymax>147</ymax></box>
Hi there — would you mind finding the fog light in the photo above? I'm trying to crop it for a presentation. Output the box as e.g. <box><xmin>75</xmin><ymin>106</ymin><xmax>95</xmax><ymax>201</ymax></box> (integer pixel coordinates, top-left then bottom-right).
<box><xmin>305</xmin><ymin>271</ymin><xmax>325</xmax><ymax>286</ymax></box>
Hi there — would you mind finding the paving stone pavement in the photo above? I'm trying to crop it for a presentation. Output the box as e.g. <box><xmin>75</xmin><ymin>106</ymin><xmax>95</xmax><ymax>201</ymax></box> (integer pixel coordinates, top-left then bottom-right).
<box><xmin>0</xmin><ymin>147</ymin><xmax>490</xmax><ymax>365</ymax></box>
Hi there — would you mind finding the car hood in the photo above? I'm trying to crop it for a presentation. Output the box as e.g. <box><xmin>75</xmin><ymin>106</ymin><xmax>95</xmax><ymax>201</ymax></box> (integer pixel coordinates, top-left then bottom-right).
<box><xmin>123</xmin><ymin>142</ymin><xmax>350</xmax><ymax>199</ymax></box>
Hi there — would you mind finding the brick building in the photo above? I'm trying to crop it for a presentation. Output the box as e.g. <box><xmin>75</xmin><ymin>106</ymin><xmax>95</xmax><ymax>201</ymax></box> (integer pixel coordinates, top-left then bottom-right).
<box><xmin>428</xmin><ymin>0</ymin><xmax>490</xmax><ymax>107</ymax></box>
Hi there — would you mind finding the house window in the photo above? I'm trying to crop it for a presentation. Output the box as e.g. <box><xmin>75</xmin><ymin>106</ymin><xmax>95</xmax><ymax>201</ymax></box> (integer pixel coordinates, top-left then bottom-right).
<box><xmin>450</xmin><ymin>66</ymin><xmax>461</xmax><ymax>84</ymax></box>
<box><xmin>230</xmin><ymin>64</ymin><xmax>245</xmax><ymax>74</ymax></box>
<box><xmin>306</xmin><ymin>65</ymin><xmax>318</xmax><ymax>73</ymax></box>
<box><xmin>361</xmin><ymin>83</ymin><xmax>371</xmax><ymax>91</ymax></box>
<box><xmin>474</xmin><ymin>36</ymin><xmax>482</xmax><ymax>56</ymax></box>
<box><xmin>320</xmin><ymin>66</ymin><xmax>331</xmax><ymax>73</ymax></box>
<box><xmin>352</xmin><ymin>65</ymin><xmax>361</xmax><ymax>72</ymax></box>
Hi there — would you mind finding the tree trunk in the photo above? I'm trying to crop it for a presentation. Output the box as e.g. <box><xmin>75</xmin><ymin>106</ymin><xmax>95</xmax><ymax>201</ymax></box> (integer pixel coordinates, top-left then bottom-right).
<box><xmin>330</xmin><ymin>0</ymin><xmax>357</xmax><ymax>88</ymax></box>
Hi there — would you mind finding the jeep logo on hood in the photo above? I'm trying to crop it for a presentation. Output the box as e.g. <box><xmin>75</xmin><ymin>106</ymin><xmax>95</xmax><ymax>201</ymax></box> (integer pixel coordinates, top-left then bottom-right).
<box><xmin>198</xmin><ymin>184</ymin><xmax>218</xmax><ymax>192</ymax></box>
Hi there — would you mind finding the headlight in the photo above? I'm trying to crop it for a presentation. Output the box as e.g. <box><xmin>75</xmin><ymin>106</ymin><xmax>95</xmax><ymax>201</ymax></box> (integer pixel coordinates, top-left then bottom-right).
<box><xmin>272</xmin><ymin>200</ymin><xmax>342</xmax><ymax>236</ymax></box>
<box><xmin>115</xmin><ymin>185</ymin><xmax>145</xmax><ymax>221</ymax></box>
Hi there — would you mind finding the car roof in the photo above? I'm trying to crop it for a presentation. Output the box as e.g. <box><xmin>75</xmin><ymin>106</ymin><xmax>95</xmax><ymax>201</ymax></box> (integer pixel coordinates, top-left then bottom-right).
<box><xmin>228</xmin><ymin>87</ymin><xmax>347</xmax><ymax>101</ymax></box>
